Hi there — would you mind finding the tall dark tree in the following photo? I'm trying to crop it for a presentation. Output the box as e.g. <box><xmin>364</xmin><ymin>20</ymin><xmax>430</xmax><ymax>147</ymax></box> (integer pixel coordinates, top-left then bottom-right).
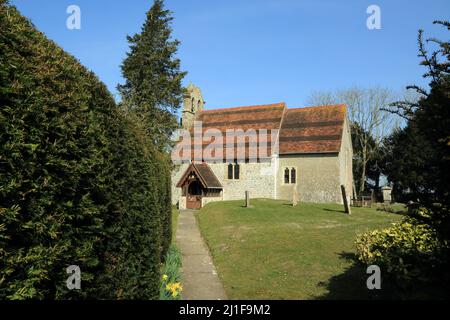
<box><xmin>384</xmin><ymin>20</ymin><xmax>450</xmax><ymax>236</ymax></box>
<box><xmin>118</xmin><ymin>0</ymin><xmax>186</xmax><ymax>151</ymax></box>
<box><xmin>385</xmin><ymin>21</ymin><xmax>449</xmax><ymax>201</ymax></box>
<box><xmin>355</xmin><ymin>21</ymin><xmax>450</xmax><ymax>295</ymax></box>
<box><xmin>382</xmin><ymin>124</ymin><xmax>437</xmax><ymax>202</ymax></box>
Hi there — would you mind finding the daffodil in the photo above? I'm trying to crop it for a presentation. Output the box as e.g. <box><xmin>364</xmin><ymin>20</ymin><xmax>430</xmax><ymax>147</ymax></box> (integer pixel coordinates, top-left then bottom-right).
<box><xmin>162</xmin><ymin>274</ymin><xmax>168</xmax><ymax>281</ymax></box>
<box><xmin>172</xmin><ymin>282</ymin><xmax>181</xmax><ymax>291</ymax></box>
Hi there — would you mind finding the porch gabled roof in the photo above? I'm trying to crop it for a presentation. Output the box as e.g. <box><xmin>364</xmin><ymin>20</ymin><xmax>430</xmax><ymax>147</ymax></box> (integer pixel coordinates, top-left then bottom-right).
<box><xmin>176</xmin><ymin>163</ymin><xmax>223</xmax><ymax>189</ymax></box>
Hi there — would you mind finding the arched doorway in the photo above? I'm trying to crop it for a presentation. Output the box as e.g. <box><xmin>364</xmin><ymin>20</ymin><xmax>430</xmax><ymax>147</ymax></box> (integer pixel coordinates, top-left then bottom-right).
<box><xmin>188</xmin><ymin>181</ymin><xmax>202</xmax><ymax>196</ymax></box>
<box><xmin>187</xmin><ymin>181</ymin><xmax>202</xmax><ymax>209</ymax></box>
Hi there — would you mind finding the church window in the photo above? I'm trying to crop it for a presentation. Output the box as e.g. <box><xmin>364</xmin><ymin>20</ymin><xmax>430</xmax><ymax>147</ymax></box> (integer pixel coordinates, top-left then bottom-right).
<box><xmin>228</xmin><ymin>163</ymin><xmax>233</xmax><ymax>179</ymax></box>
<box><xmin>291</xmin><ymin>168</ymin><xmax>296</xmax><ymax>184</ymax></box>
<box><xmin>234</xmin><ymin>162</ymin><xmax>240</xmax><ymax>180</ymax></box>
<box><xmin>227</xmin><ymin>161</ymin><xmax>240</xmax><ymax>180</ymax></box>
<box><xmin>284</xmin><ymin>168</ymin><xmax>290</xmax><ymax>184</ymax></box>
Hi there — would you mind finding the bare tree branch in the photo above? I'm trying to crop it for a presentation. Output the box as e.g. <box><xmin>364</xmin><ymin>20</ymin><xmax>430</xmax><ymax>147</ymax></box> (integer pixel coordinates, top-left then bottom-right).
<box><xmin>307</xmin><ymin>86</ymin><xmax>398</xmax><ymax>194</ymax></box>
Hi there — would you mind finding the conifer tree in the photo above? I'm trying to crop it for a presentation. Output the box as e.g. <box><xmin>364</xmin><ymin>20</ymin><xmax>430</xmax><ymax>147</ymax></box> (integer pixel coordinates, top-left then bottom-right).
<box><xmin>118</xmin><ymin>0</ymin><xmax>186</xmax><ymax>151</ymax></box>
<box><xmin>385</xmin><ymin>20</ymin><xmax>450</xmax><ymax>237</ymax></box>
<box><xmin>386</xmin><ymin>21</ymin><xmax>449</xmax><ymax>205</ymax></box>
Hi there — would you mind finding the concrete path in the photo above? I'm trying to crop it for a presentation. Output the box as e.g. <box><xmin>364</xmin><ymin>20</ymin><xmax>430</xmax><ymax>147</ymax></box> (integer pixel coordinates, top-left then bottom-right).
<box><xmin>176</xmin><ymin>209</ymin><xmax>227</xmax><ymax>300</ymax></box>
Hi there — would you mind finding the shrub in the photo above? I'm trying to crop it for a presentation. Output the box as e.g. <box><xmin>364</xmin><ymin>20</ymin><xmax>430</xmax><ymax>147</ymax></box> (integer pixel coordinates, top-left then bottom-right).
<box><xmin>355</xmin><ymin>216</ymin><xmax>449</xmax><ymax>286</ymax></box>
<box><xmin>158</xmin><ymin>157</ymin><xmax>172</xmax><ymax>261</ymax></box>
<box><xmin>0</xmin><ymin>2</ymin><xmax>171</xmax><ymax>299</ymax></box>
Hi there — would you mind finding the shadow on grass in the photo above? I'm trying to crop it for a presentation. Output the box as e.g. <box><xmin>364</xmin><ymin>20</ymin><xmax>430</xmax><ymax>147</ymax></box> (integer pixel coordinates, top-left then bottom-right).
<box><xmin>322</xmin><ymin>208</ymin><xmax>346</xmax><ymax>214</ymax></box>
<box><xmin>316</xmin><ymin>253</ymin><xmax>402</xmax><ymax>300</ymax></box>
<box><xmin>282</xmin><ymin>203</ymin><xmax>294</xmax><ymax>206</ymax></box>
<box><xmin>316</xmin><ymin>252</ymin><xmax>450</xmax><ymax>300</ymax></box>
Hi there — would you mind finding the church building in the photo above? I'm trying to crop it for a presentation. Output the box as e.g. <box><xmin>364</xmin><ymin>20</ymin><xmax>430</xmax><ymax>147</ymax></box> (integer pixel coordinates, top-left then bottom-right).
<box><xmin>171</xmin><ymin>84</ymin><xmax>353</xmax><ymax>209</ymax></box>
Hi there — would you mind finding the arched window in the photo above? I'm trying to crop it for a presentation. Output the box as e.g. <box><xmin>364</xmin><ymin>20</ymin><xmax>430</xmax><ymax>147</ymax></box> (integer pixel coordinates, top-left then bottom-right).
<box><xmin>291</xmin><ymin>168</ymin><xmax>296</xmax><ymax>184</ymax></box>
<box><xmin>228</xmin><ymin>163</ymin><xmax>233</xmax><ymax>179</ymax></box>
<box><xmin>191</xmin><ymin>97</ymin><xmax>195</xmax><ymax>112</ymax></box>
<box><xmin>234</xmin><ymin>162</ymin><xmax>240</xmax><ymax>180</ymax></box>
<box><xmin>227</xmin><ymin>161</ymin><xmax>240</xmax><ymax>180</ymax></box>
<box><xmin>284</xmin><ymin>168</ymin><xmax>290</xmax><ymax>184</ymax></box>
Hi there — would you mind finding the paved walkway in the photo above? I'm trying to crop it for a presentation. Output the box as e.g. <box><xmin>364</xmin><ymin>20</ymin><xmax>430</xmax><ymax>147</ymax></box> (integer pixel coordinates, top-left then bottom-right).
<box><xmin>176</xmin><ymin>209</ymin><xmax>227</xmax><ymax>300</ymax></box>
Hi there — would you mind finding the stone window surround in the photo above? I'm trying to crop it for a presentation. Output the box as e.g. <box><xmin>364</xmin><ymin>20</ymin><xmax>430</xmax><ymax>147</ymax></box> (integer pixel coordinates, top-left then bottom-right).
<box><xmin>226</xmin><ymin>161</ymin><xmax>240</xmax><ymax>180</ymax></box>
<box><xmin>282</xmin><ymin>166</ymin><xmax>297</xmax><ymax>185</ymax></box>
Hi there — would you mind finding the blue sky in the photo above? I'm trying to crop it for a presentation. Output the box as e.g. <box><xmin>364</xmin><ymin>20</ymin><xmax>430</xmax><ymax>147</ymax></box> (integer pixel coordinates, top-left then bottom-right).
<box><xmin>10</xmin><ymin>0</ymin><xmax>450</xmax><ymax>111</ymax></box>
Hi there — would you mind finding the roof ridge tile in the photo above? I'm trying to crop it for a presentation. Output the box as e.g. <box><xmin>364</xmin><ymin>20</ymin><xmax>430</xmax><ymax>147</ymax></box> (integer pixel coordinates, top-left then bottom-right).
<box><xmin>200</xmin><ymin>102</ymin><xmax>286</xmax><ymax>113</ymax></box>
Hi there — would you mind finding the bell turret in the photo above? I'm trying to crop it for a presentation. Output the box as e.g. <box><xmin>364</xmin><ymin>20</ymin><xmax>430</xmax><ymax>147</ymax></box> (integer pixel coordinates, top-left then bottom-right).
<box><xmin>181</xmin><ymin>83</ymin><xmax>204</xmax><ymax>129</ymax></box>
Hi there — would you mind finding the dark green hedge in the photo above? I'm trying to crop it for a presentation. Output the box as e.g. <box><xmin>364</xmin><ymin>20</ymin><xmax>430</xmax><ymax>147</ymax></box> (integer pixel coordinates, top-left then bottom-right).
<box><xmin>159</xmin><ymin>159</ymin><xmax>173</xmax><ymax>261</ymax></box>
<box><xmin>0</xmin><ymin>2</ymin><xmax>171</xmax><ymax>299</ymax></box>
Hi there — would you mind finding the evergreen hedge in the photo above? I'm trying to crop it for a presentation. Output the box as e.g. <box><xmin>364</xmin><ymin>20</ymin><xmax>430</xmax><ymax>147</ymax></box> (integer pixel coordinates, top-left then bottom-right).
<box><xmin>0</xmin><ymin>1</ymin><xmax>171</xmax><ymax>299</ymax></box>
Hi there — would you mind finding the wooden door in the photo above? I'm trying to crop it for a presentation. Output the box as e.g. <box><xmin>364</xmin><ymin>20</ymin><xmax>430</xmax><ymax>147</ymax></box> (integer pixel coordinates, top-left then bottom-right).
<box><xmin>187</xmin><ymin>181</ymin><xmax>202</xmax><ymax>209</ymax></box>
<box><xmin>186</xmin><ymin>195</ymin><xmax>202</xmax><ymax>209</ymax></box>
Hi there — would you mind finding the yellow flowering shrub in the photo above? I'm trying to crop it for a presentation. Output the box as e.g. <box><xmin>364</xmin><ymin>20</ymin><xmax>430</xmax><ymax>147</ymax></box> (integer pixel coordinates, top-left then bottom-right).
<box><xmin>355</xmin><ymin>216</ymin><xmax>449</xmax><ymax>284</ymax></box>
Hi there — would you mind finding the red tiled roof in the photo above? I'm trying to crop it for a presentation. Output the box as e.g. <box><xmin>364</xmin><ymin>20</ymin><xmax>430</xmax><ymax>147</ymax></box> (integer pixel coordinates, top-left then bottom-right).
<box><xmin>188</xmin><ymin>103</ymin><xmax>285</xmax><ymax>160</ymax></box>
<box><xmin>279</xmin><ymin>105</ymin><xmax>346</xmax><ymax>154</ymax></box>
<box><xmin>174</xmin><ymin>103</ymin><xmax>346</xmax><ymax>160</ymax></box>
<box><xmin>196</xmin><ymin>102</ymin><xmax>285</xmax><ymax>132</ymax></box>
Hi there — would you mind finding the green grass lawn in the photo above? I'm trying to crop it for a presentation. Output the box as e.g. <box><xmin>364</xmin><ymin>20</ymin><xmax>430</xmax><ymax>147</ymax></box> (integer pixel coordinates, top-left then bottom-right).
<box><xmin>196</xmin><ymin>199</ymin><xmax>403</xmax><ymax>300</ymax></box>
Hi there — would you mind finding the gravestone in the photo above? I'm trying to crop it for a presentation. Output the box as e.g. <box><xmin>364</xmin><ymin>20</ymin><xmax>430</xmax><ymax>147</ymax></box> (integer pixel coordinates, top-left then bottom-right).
<box><xmin>341</xmin><ymin>185</ymin><xmax>351</xmax><ymax>215</ymax></box>
<box><xmin>381</xmin><ymin>186</ymin><xmax>392</xmax><ymax>204</ymax></box>
<box><xmin>245</xmin><ymin>191</ymin><xmax>250</xmax><ymax>208</ymax></box>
